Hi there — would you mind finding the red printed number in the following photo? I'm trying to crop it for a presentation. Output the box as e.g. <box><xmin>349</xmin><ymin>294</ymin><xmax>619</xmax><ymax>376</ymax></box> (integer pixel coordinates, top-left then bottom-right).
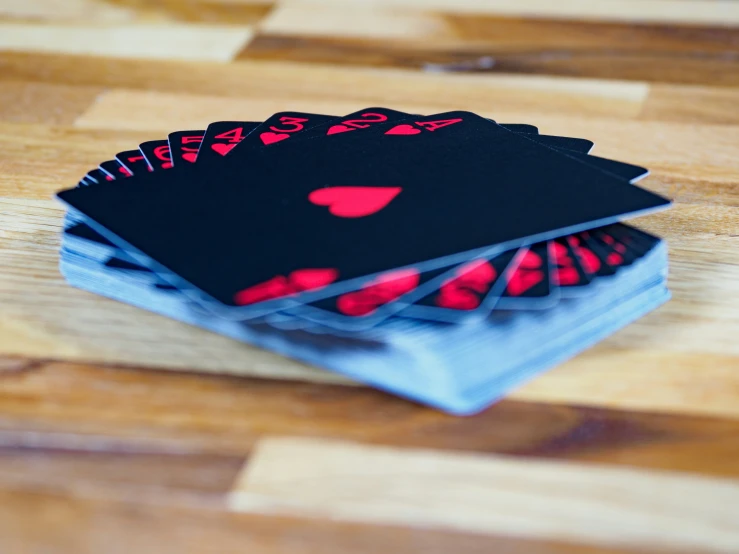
<box><xmin>270</xmin><ymin>116</ymin><xmax>309</xmax><ymax>133</ymax></box>
<box><xmin>214</xmin><ymin>127</ymin><xmax>246</xmax><ymax>143</ymax></box>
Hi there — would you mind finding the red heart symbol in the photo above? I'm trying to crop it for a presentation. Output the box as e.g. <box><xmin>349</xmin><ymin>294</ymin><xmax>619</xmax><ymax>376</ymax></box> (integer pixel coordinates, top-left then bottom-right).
<box><xmin>385</xmin><ymin>124</ymin><xmax>421</xmax><ymax>136</ymax></box>
<box><xmin>260</xmin><ymin>132</ymin><xmax>290</xmax><ymax>145</ymax></box>
<box><xmin>327</xmin><ymin>124</ymin><xmax>354</xmax><ymax>135</ymax></box>
<box><xmin>182</xmin><ymin>152</ymin><xmax>197</xmax><ymax>163</ymax></box>
<box><xmin>211</xmin><ymin>142</ymin><xmax>237</xmax><ymax>156</ymax></box>
<box><xmin>309</xmin><ymin>186</ymin><xmax>402</xmax><ymax>218</ymax></box>
<box><xmin>288</xmin><ymin>268</ymin><xmax>338</xmax><ymax>291</ymax></box>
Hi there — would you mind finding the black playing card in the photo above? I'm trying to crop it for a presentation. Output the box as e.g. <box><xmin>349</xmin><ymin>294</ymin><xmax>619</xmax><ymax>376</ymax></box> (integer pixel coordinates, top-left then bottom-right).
<box><xmin>168</xmin><ymin>130</ymin><xmax>205</xmax><ymax>165</ymax></box>
<box><xmin>116</xmin><ymin>150</ymin><xmax>153</xmax><ymax>174</ymax></box>
<box><xmin>57</xmin><ymin>111</ymin><xmax>670</xmax><ymax>319</ymax></box>
<box><xmin>139</xmin><ymin>140</ymin><xmax>173</xmax><ymax>171</ymax></box>
<box><xmin>497</xmin><ymin>242</ymin><xmax>557</xmax><ymax>308</ymax></box>
<box><xmin>196</xmin><ymin>121</ymin><xmax>259</xmax><ymax>164</ymax></box>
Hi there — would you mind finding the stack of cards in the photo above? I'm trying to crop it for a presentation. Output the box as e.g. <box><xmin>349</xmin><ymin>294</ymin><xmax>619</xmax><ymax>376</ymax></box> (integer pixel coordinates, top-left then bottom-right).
<box><xmin>56</xmin><ymin>109</ymin><xmax>671</xmax><ymax>415</ymax></box>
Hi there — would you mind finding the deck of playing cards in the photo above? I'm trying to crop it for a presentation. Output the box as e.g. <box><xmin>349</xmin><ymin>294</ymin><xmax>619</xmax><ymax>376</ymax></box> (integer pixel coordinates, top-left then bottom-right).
<box><xmin>56</xmin><ymin>109</ymin><xmax>671</xmax><ymax>415</ymax></box>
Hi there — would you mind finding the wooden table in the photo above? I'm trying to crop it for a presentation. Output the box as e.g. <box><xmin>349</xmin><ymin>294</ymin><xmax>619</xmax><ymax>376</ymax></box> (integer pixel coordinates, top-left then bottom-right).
<box><xmin>0</xmin><ymin>1</ymin><xmax>738</xmax><ymax>552</ymax></box>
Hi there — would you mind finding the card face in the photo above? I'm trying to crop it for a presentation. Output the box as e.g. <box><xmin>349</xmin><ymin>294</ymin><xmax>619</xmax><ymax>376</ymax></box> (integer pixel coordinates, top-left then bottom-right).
<box><xmin>591</xmin><ymin>228</ymin><xmax>643</xmax><ymax>265</ymax></box>
<box><xmin>498</xmin><ymin>242</ymin><xmax>554</xmax><ymax>306</ymax></box>
<box><xmin>566</xmin><ymin>234</ymin><xmax>610</xmax><ymax>278</ymax></box>
<box><xmin>551</xmin><ymin>239</ymin><xmax>592</xmax><ymax>292</ymax></box>
<box><xmin>197</xmin><ymin>121</ymin><xmax>259</xmax><ymax>163</ymax></box>
<box><xmin>58</xmin><ymin>111</ymin><xmax>670</xmax><ymax>317</ymax></box>
<box><xmin>572</xmin><ymin>232</ymin><xmax>617</xmax><ymax>277</ymax></box>
<box><xmin>604</xmin><ymin>224</ymin><xmax>660</xmax><ymax>254</ymax></box>
<box><xmin>168</xmin><ymin>130</ymin><xmax>204</xmax><ymax>165</ymax></box>
<box><xmin>139</xmin><ymin>140</ymin><xmax>173</xmax><ymax>171</ymax></box>
<box><xmin>116</xmin><ymin>150</ymin><xmax>153</xmax><ymax>174</ymax></box>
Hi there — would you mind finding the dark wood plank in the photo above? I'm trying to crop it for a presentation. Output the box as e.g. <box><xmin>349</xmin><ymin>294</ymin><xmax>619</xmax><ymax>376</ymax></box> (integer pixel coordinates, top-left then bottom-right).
<box><xmin>239</xmin><ymin>14</ymin><xmax>739</xmax><ymax>85</ymax></box>
<box><xmin>2</xmin><ymin>358</ymin><xmax>739</xmax><ymax>478</ymax></box>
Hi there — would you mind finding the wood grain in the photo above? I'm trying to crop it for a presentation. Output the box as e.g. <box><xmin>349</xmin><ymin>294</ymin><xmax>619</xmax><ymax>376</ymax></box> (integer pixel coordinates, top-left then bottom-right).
<box><xmin>0</xmin><ymin>23</ymin><xmax>254</xmax><ymax>61</ymax></box>
<box><xmin>0</xmin><ymin>1</ymin><xmax>737</xmax><ymax>552</ymax></box>
<box><xmin>232</xmin><ymin>438</ymin><xmax>739</xmax><ymax>552</ymax></box>
<box><xmin>3</xmin><ymin>360</ymin><xmax>739</xmax><ymax>479</ymax></box>
<box><xmin>250</xmin><ymin>6</ymin><xmax>739</xmax><ymax>85</ymax></box>
<box><xmin>0</xmin><ymin>485</ymin><xmax>653</xmax><ymax>554</ymax></box>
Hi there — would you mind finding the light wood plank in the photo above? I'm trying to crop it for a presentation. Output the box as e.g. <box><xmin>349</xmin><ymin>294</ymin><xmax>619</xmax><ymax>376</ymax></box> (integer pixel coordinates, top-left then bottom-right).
<box><xmin>276</xmin><ymin>0</ymin><xmax>739</xmax><ymax>26</ymax></box>
<box><xmin>231</xmin><ymin>437</ymin><xmax>739</xmax><ymax>553</ymax></box>
<box><xmin>0</xmin><ymin>81</ymin><xmax>103</xmax><ymax>125</ymax></box>
<box><xmin>261</xmin><ymin>3</ymin><xmax>446</xmax><ymax>40</ymax></box>
<box><xmin>0</xmin><ymin>0</ymin><xmax>131</xmax><ymax>22</ymax></box>
<box><xmin>0</xmin><ymin>53</ymin><xmax>652</xmax><ymax>116</ymax></box>
<box><xmin>262</xmin><ymin>2</ymin><xmax>739</xmax><ymax>43</ymax></box>
<box><xmin>0</xmin><ymin>23</ymin><xmax>254</xmax><ymax>62</ymax></box>
<box><xmin>642</xmin><ymin>84</ymin><xmax>739</xmax><ymax>125</ymax></box>
<box><xmin>72</xmin><ymin>78</ymin><xmax>648</xmax><ymax>132</ymax></box>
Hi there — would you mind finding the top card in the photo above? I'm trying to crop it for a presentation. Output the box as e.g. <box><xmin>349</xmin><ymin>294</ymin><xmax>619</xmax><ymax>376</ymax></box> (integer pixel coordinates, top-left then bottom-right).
<box><xmin>57</xmin><ymin>111</ymin><xmax>670</xmax><ymax>317</ymax></box>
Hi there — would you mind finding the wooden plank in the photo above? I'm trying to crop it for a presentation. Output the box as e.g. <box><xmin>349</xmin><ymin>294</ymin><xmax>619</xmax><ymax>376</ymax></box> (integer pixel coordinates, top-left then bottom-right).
<box><xmin>0</xmin><ymin>23</ymin><xmax>254</xmax><ymax>62</ymax></box>
<box><xmin>243</xmin><ymin>33</ymin><xmax>739</xmax><ymax>86</ymax></box>
<box><xmin>0</xmin><ymin>81</ymin><xmax>103</xmax><ymax>125</ymax></box>
<box><xmin>231</xmin><ymin>437</ymin><xmax>739</xmax><ymax>553</ymax></box>
<box><xmin>251</xmin><ymin>5</ymin><xmax>739</xmax><ymax>85</ymax></box>
<box><xmin>641</xmin><ymin>84</ymin><xmax>739</xmax><ymax>125</ymax></box>
<box><xmin>72</xmin><ymin>82</ymin><xmax>648</xmax><ymax>132</ymax></box>
<box><xmin>0</xmin><ymin>0</ymin><xmax>273</xmax><ymax>24</ymax></box>
<box><xmin>275</xmin><ymin>0</ymin><xmax>739</xmax><ymax>26</ymax></box>
<box><xmin>0</xmin><ymin>53</ymin><xmax>649</xmax><ymax>119</ymax></box>
<box><xmin>0</xmin><ymin>0</ymin><xmax>132</xmax><ymax>22</ymax></box>
<box><xmin>3</xmin><ymin>359</ymin><xmax>739</xmax><ymax>479</ymax></box>
<box><xmin>0</xmin><ymin>447</ymin><xmax>244</xmax><ymax>494</ymax></box>
<box><xmin>0</xmin><ymin>483</ymin><xmax>648</xmax><ymax>554</ymax></box>
<box><xmin>260</xmin><ymin>5</ymin><xmax>739</xmax><ymax>52</ymax></box>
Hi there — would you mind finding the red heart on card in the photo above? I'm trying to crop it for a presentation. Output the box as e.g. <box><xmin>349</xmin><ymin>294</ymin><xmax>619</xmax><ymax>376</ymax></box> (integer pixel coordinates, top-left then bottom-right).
<box><xmin>308</xmin><ymin>186</ymin><xmax>402</xmax><ymax>218</ymax></box>
<box><xmin>182</xmin><ymin>152</ymin><xmax>197</xmax><ymax>163</ymax></box>
<box><xmin>327</xmin><ymin>124</ymin><xmax>354</xmax><ymax>135</ymax></box>
<box><xmin>260</xmin><ymin>132</ymin><xmax>290</xmax><ymax>145</ymax></box>
<box><xmin>288</xmin><ymin>268</ymin><xmax>339</xmax><ymax>291</ymax></box>
<box><xmin>385</xmin><ymin>124</ymin><xmax>421</xmax><ymax>135</ymax></box>
<box><xmin>211</xmin><ymin>142</ymin><xmax>237</xmax><ymax>156</ymax></box>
